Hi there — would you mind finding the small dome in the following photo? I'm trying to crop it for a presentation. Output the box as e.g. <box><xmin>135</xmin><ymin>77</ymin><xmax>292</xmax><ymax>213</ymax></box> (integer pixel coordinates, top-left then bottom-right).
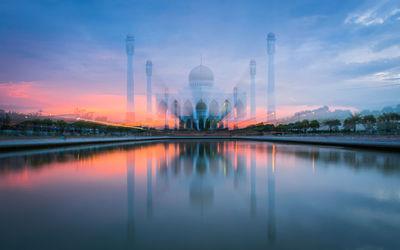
<box><xmin>126</xmin><ymin>34</ymin><xmax>134</xmax><ymax>40</ymax></box>
<box><xmin>189</xmin><ymin>65</ymin><xmax>214</xmax><ymax>82</ymax></box>
<box><xmin>267</xmin><ymin>32</ymin><xmax>275</xmax><ymax>41</ymax></box>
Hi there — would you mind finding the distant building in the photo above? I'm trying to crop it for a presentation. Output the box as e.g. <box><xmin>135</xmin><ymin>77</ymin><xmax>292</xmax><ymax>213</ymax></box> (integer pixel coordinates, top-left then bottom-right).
<box><xmin>282</xmin><ymin>106</ymin><xmax>352</xmax><ymax>123</ymax></box>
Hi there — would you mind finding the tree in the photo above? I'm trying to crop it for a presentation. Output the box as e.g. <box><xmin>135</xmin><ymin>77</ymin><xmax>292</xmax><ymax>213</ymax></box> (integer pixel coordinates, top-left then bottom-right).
<box><xmin>276</xmin><ymin>124</ymin><xmax>290</xmax><ymax>133</ymax></box>
<box><xmin>294</xmin><ymin>121</ymin><xmax>303</xmax><ymax>132</ymax></box>
<box><xmin>42</xmin><ymin>118</ymin><xmax>53</xmax><ymax>126</ymax></box>
<box><xmin>55</xmin><ymin>120</ymin><xmax>67</xmax><ymax>128</ymax></box>
<box><xmin>377</xmin><ymin>113</ymin><xmax>400</xmax><ymax>133</ymax></box>
<box><xmin>302</xmin><ymin>120</ymin><xmax>310</xmax><ymax>133</ymax></box>
<box><xmin>323</xmin><ymin>119</ymin><xmax>341</xmax><ymax>132</ymax></box>
<box><xmin>294</xmin><ymin>120</ymin><xmax>309</xmax><ymax>133</ymax></box>
<box><xmin>263</xmin><ymin>124</ymin><xmax>275</xmax><ymax>132</ymax></box>
<box><xmin>310</xmin><ymin>120</ymin><xmax>320</xmax><ymax>132</ymax></box>
<box><xmin>4</xmin><ymin>113</ymin><xmax>10</xmax><ymax>127</ymax></box>
<box><xmin>55</xmin><ymin>120</ymin><xmax>67</xmax><ymax>134</ymax></box>
<box><xmin>288</xmin><ymin>123</ymin><xmax>295</xmax><ymax>132</ymax></box>
<box><xmin>344</xmin><ymin>114</ymin><xmax>361</xmax><ymax>132</ymax></box>
<box><xmin>361</xmin><ymin>115</ymin><xmax>376</xmax><ymax>133</ymax></box>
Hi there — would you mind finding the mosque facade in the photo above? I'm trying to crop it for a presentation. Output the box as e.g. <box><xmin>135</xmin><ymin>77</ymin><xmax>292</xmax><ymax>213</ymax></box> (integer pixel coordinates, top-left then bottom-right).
<box><xmin>125</xmin><ymin>33</ymin><xmax>277</xmax><ymax>129</ymax></box>
<box><xmin>155</xmin><ymin>64</ymin><xmax>247</xmax><ymax>130</ymax></box>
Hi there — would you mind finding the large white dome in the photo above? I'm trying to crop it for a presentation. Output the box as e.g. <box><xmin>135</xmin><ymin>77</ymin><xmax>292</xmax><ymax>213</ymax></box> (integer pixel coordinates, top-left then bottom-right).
<box><xmin>189</xmin><ymin>65</ymin><xmax>214</xmax><ymax>87</ymax></box>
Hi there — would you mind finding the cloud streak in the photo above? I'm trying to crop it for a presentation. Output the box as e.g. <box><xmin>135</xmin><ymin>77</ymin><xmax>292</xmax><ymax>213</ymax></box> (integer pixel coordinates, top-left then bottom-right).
<box><xmin>345</xmin><ymin>2</ymin><xmax>400</xmax><ymax>26</ymax></box>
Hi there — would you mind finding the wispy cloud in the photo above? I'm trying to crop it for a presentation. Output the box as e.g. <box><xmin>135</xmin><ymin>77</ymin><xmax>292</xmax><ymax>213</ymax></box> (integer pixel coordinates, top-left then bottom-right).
<box><xmin>345</xmin><ymin>10</ymin><xmax>384</xmax><ymax>26</ymax></box>
<box><xmin>345</xmin><ymin>3</ymin><xmax>400</xmax><ymax>26</ymax></box>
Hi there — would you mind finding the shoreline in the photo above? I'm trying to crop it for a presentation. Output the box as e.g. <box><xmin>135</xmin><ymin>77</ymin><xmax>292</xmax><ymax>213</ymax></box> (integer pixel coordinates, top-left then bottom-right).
<box><xmin>1</xmin><ymin>135</ymin><xmax>400</xmax><ymax>152</ymax></box>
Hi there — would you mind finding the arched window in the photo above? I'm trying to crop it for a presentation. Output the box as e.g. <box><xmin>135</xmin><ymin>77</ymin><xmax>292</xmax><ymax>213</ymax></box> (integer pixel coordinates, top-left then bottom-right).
<box><xmin>171</xmin><ymin>100</ymin><xmax>181</xmax><ymax>118</ymax></box>
<box><xmin>183</xmin><ymin>100</ymin><xmax>193</xmax><ymax>117</ymax></box>
<box><xmin>196</xmin><ymin>100</ymin><xmax>207</xmax><ymax>118</ymax></box>
<box><xmin>221</xmin><ymin>100</ymin><xmax>231</xmax><ymax>117</ymax></box>
<box><xmin>209</xmin><ymin>100</ymin><xmax>219</xmax><ymax>117</ymax></box>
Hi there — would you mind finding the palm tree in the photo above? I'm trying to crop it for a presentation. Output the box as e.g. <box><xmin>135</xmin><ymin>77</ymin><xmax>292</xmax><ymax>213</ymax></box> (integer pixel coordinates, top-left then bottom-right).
<box><xmin>302</xmin><ymin>120</ymin><xmax>310</xmax><ymax>133</ymax></box>
<box><xmin>55</xmin><ymin>120</ymin><xmax>67</xmax><ymax>134</ymax></box>
<box><xmin>377</xmin><ymin>113</ymin><xmax>400</xmax><ymax>133</ymax></box>
<box><xmin>323</xmin><ymin>119</ymin><xmax>341</xmax><ymax>132</ymax></box>
<box><xmin>361</xmin><ymin>115</ymin><xmax>376</xmax><ymax>133</ymax></box>
<box><xmin>310</xmin><ymin>120</ymin><xmax>320</xmax><ymax>132</ymax></box>
<box><xmin>344</xmin><ymin>114</ymin><xmax>361</xmax><ymax>132</ymax></box>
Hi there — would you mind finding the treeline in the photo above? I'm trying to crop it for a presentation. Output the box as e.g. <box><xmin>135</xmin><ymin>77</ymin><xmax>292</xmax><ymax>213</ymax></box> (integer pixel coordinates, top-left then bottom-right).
<box><xmin>1</xmin><ymin>118</ymin><xmax>148</xmax><ymax>136</ymax></box>
<box><xmin>244</xmin><ymin>112</ymin><xmax>400</xmax><ymax>134</ymax></box>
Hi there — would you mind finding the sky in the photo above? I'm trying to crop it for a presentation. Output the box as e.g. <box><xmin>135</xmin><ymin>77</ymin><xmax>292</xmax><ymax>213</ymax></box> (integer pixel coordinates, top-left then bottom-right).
<box><xmin>0</xmin><ymin>0</ymin><xmax>399</xmax><ymax>121</ymax></box>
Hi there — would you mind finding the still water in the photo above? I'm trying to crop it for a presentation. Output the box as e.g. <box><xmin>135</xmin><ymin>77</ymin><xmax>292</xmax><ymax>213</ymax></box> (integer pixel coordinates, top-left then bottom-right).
<box><xmin>0</xmin><ymin>140</ymin><xmax>399</xmax><ymax>250</ymax></box>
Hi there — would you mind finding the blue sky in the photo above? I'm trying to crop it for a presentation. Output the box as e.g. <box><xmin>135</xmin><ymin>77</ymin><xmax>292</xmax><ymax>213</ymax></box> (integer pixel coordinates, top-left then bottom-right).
<box><xmin>0</xmin><ymin>0</ymin><xmax>399</xmax><ymax>118</ymax></box>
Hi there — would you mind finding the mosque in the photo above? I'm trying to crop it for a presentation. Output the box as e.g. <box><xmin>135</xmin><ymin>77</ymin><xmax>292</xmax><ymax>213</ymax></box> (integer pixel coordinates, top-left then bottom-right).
<box><xmin>125</xmin><ymin>32</ymin><xmax>276</xmax><ymax>130</ymax></box>
<box><xmin>154</xmin><ymin>64</ymin><xmax>247</xmax><ymax>130</ymax></box>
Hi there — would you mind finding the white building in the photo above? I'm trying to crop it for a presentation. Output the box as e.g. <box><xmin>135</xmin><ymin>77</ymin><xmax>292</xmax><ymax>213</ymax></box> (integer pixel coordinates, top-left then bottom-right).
<box><xmin>155</xmin><ymin>64</ymin><xmax>247</xmax><ymax>130</ymax></box>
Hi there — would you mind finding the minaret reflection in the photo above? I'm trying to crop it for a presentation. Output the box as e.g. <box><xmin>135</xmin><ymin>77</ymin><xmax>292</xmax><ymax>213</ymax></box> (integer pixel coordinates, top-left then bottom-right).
<box><xmin>147</xmin><ymin>152</ymin><xmax>153</xmax><ymax>218</ymax></box>
<box><xmin>172</xmin><ymin>143</ymin><xmax>180</xmax><ymax>176</ymax></box>
<box><xmin>250</xmin><ymin>144</ymin><xmax>256</xmax><ymax>217</ymax></box>
<box><xmin>126</xmin><ymin>152</ymin><xmax>135</xmax><ymax>244</ymax></box>
<box><xmin>157</xmin><ymin>143</ymin><xmax>169</xmax><ymax>181</ymax></box>
<box><xmin>312</xmin><ymin>151</ymin><xmax>315</xmax><ymax>173</ymax></box>
<box><xmin>234</xmin><ymin>141</ymin><xmax>246</xmax><ymax>188</ymax></box>
<box><xmin>267</xmin><ymin>144</ymin><xmax>276</xmax><ymax>245</ymax></box>
<box><xmin>165</xmin><ymin>143</ymin><xmax>169</xmax><ymax>177</ymax></box>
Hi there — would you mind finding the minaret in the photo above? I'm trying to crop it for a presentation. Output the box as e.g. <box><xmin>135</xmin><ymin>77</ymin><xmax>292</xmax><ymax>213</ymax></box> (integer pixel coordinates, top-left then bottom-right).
<box><xmin>164</xmin><ymin>87</ymin><xmax>169</xmax><ymax>129</ymax></box>
<box><xmin>249</xmin><ymin>59</ymin><xmax>256</xmax><ymax>118</ymax></box>
<box><xmin>126</xmin><ymin>34</ymin><xmax>135</xmax><ymax>122</ymax></box>
<box><xmin>146</xmin><ymin>60</ymin><xmax>153</xmax><ymax>120</ymax></box>
<box><xmin>267</xmin><ymin>33</ymin><xmax>276</xmax><ymax>122</ymax></box>
<box><xmin>233</xmin><ymin>87</ymin><xmax>238</xmax><ymax>129</ymax></box>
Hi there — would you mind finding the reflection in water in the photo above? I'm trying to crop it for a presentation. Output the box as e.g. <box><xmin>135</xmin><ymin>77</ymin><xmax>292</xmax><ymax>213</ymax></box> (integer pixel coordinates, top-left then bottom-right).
<box><xmin>267</xmin><ymin>144</ymin><xmax>276</xmax><ymax>245</ymax></box>
<box><xmin>126</xmin><ymin>152</ymin><xmax>135</xmax><ymax>244</ymax></box>
<box><xmin>312</xmin><ymin>151</ymin><xmax>315</xmax><ymax>173</ymax></box>
<box><xmin>1</xmin><ymin>141</ymin><xmax>400</xmax><ymax>250</ymax></box>
<box><xmin>1</xmin><ymin>142</ymin><xmax>398</xmax><ymax>176</ymax></box>
<box><xmin>147</xmin><ymin>152</ymin><xmax>153</xmax><ymax>218</ymax></box>
<box><xmin>190</xmin><ymin>143</ymin><xmax>214</xmax><ymax>211</ymax></box>
<box><xmin>250</xmin><ymin>144</ymin><xmax>256</xmax><ymax>217</ymax></box>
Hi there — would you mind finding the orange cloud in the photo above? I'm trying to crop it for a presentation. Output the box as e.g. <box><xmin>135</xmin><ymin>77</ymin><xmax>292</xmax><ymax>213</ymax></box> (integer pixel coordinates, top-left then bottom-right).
<box><xmin>1</xmin><ymin>82</ymin><xmax>34</xmax><ymax>99</ymax></box>
<box><xmin>0</xmin><ymin>81</ymin><xmax>166</xmax><ymax>123</ymax></box>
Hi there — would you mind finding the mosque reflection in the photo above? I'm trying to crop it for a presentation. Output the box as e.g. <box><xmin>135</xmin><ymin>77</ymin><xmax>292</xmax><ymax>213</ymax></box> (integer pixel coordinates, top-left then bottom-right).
<box><xmin>125</xmin><ymin>141</ymin><xmax>278</xmax><ymax>244</ymax></box>
<box><xmin>1</xmin><ymin>141</ymin><xmax>398</xmax><ymax>175</ymax></box>
<box><xmin>153</xmin><ymin>142</ymin><xmax>253</xmax><ymax>210</ymax></box>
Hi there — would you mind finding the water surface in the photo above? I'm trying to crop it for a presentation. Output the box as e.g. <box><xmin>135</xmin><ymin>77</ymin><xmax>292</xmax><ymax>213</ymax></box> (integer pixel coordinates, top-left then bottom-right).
<box><xmin>0</xmin><ymin>140</ymin><xmax>399</xmax><ymax>250</ymax></box>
